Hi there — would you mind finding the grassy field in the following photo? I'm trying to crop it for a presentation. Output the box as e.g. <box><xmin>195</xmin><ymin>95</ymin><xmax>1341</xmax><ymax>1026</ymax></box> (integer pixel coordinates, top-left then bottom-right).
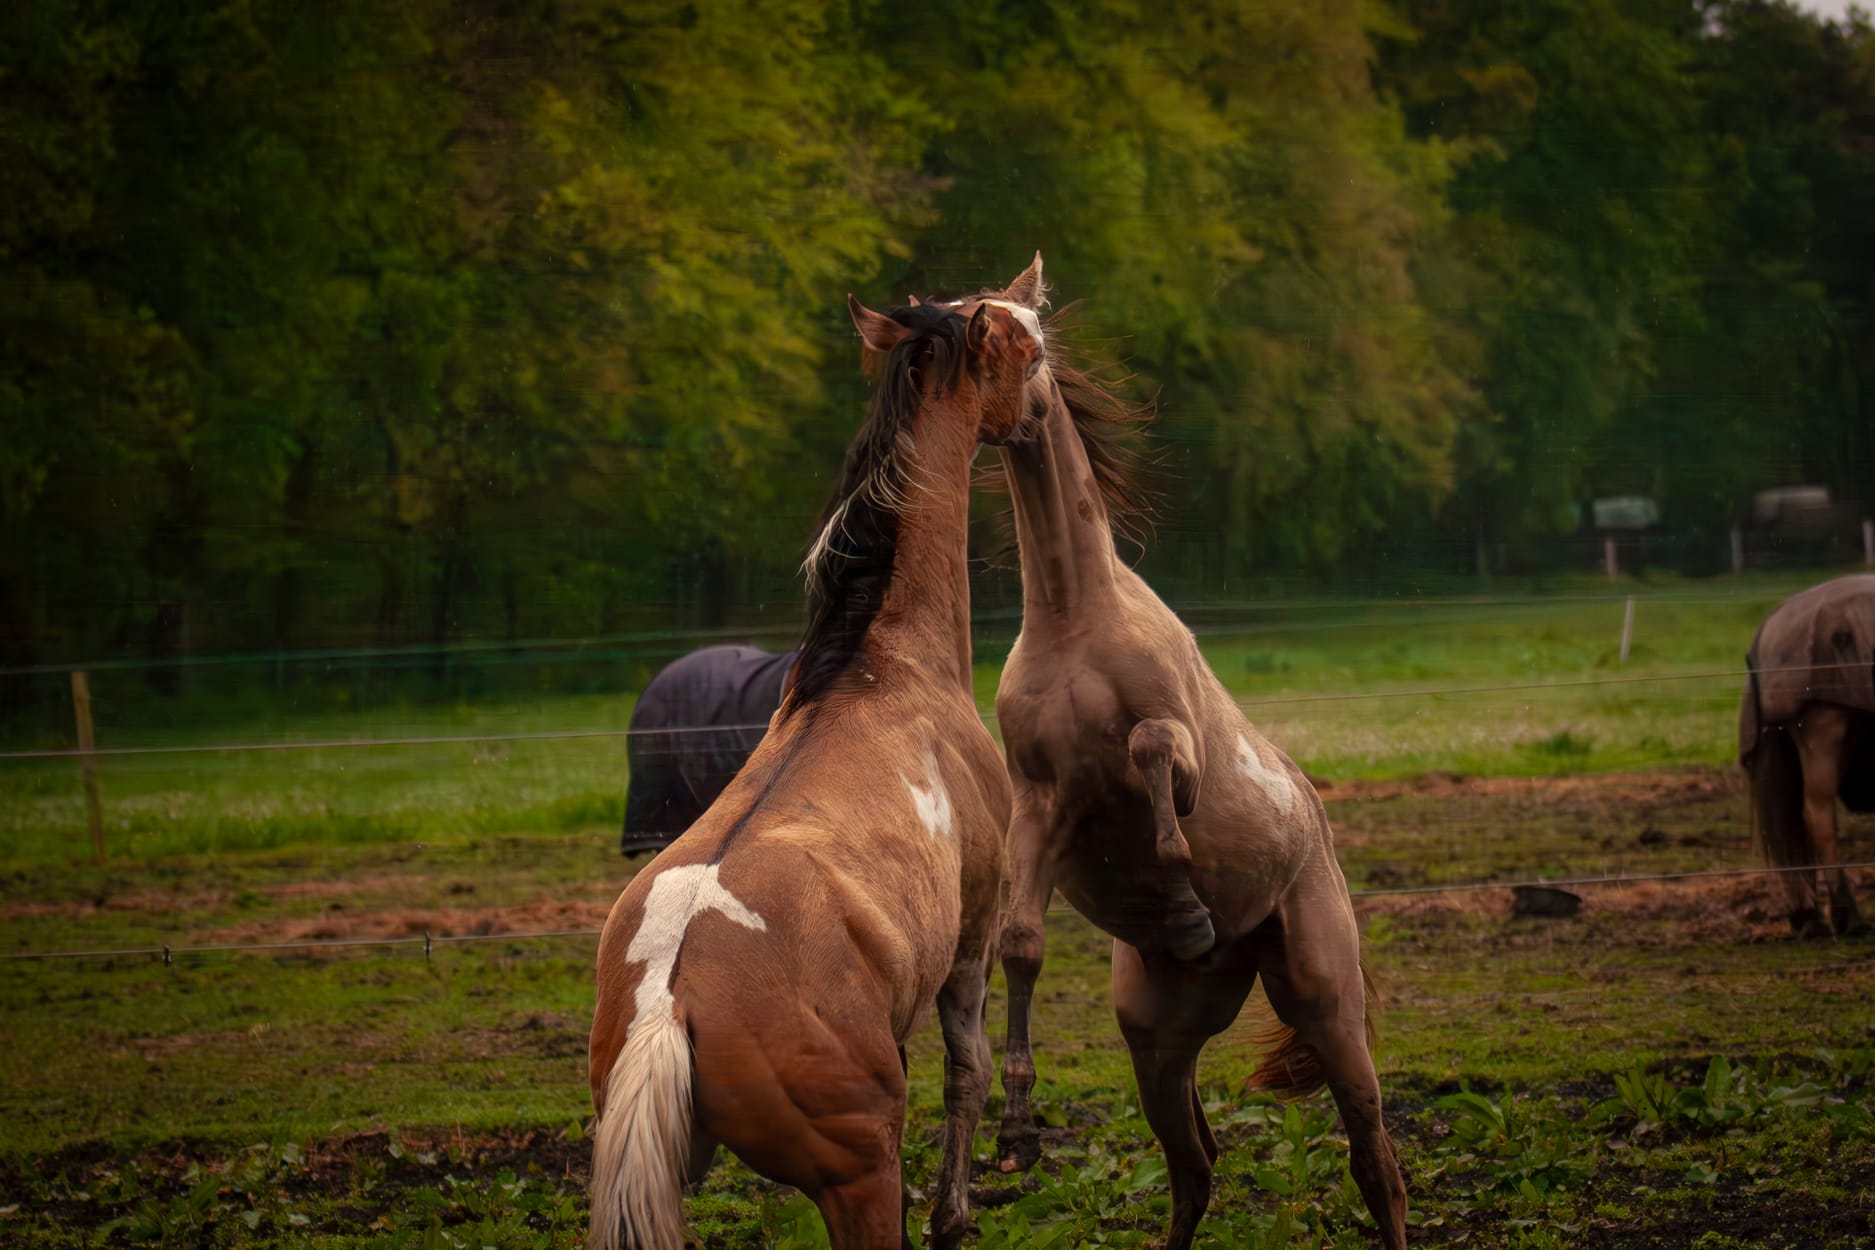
<box><xmin>0</xmin><ymin>570</ymin><xmax>1825</xmax><ymax>866</ymax></box>
<box><xmin>2</xmin><ymin>568</ymin><xmax>1873</xmax><ymax>1247</ymax></box>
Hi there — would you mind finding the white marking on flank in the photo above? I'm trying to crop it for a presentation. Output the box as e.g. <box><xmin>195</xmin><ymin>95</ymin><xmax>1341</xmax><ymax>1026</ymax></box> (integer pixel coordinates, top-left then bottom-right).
<box><xmin>625</xmin><ymin>864</ymin><xmax>766</xmax><ymax>1042</ymax></box>
<box><xmin>1236</xmin><ymin>734</ymin><xmax>1297</xmax><ymax>816</ymax></box>
<box><xmin>904</xmin><ymin>751</ymin><xmax>955</xmax><ymax>838</ymax></box>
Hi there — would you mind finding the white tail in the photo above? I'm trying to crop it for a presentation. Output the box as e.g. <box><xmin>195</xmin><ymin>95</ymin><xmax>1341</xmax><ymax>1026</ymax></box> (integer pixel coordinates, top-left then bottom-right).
<box><xmin>589</xmin><ymin>1009</ymin><xmax>694</xmax><ymax>1250</ymax></box>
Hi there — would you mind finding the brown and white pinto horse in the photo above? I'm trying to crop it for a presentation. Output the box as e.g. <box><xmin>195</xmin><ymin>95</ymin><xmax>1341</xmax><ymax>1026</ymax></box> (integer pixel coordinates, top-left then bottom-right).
<box><xmin>960</xmin><ymin>257</ymin><xmax>1407</xmax><ymax>1250</ymax></box>
<box><xmin>587</xmin><ymin>298</ymin><xmax>1038</xmax><ymax>1249</ymax></box>
<box><xmin>1740</xmin><ymin>573</ymin><xmax>1875</xmax><ymax>938</ymax></box>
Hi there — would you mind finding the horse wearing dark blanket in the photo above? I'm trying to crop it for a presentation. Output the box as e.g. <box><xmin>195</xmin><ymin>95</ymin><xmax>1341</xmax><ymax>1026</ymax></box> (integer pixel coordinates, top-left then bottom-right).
<box><xmin>1740</xmin><ymin>573</ymin><xmax>1875</xmax><ymax>937</ymax></box>
<box><xmin>621</xmin><ymin>645</ymin><xmax>797</xmax><ymax>854</ymax></box>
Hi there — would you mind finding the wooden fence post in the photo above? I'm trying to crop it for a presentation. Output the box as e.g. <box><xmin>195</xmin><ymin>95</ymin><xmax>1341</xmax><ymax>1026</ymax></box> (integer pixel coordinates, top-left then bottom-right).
<box><xmin>1604</xmin><ymin>535</ymin><xmax>1618</xmax><ymax>581</ymax></box>
<box><xmin>71</xmin><ymin>670</ymin><xmax>104</xmax><ymax>864</ymax></box>
<box><xmin>1731</xmin><ymin>525</ymin><xmax>1744</xmax><ymax>575</ymax></box>
<box><xmin>1619</xmin><ymin>597</ymin><xmax>1636</xmax><ymax>664</ymax></box>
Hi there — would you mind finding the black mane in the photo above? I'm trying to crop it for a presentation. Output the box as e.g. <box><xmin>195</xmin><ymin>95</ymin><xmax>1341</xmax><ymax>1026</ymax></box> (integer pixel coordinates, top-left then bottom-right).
<box><xmin>786</xmin><ymin>304</ymin><xmax>972</xmax><ymax>712</ymax></box>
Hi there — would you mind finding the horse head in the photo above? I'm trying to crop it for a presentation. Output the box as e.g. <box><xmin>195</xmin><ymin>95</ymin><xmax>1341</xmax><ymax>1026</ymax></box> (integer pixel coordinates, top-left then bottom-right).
<box><xmin>846</xmin><ymin>293</ymin><xmax>1040</xmax><ymax>445</ymax></box>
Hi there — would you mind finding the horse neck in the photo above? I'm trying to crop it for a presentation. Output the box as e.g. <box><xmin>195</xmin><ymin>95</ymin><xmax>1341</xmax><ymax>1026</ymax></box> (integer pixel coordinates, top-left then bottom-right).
<box><xmin>868</xmin><ymin>390</ymin><xmax>981</xmax><ymax>693</ymax></box>
<box><xmin>998</xmin><ymin>389</ymin><xmax>1120</xmax><ymax>625</ymax></box>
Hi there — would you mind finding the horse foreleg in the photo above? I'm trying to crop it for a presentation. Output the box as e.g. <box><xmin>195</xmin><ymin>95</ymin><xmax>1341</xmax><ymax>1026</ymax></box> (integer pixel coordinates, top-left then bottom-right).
<box><xmin>1798</xmin><ymin>707</ymin><xmax>1868</xmax><ymax>937</ymax></box>
<box><xmin>930</xmin><ymin>949</ymin><xmax>995</xmax><ymax>1249</ymax></box>
<box><xmin>996</xmin><ymin>795</ymin><xmax>1055</xmax><ymax>1173</ymax></box>
<box><xmin>1128</xmin><ymin>719</ymin><xmax>1214</xmax><ymax>960</ymax></box>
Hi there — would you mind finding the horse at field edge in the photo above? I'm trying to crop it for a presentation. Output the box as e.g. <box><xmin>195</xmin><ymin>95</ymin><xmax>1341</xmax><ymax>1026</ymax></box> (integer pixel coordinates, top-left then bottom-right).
<box><xmin>952</xmin><ymin>255</ymin><xmax>1406</xmax><ymax>1250</ymax></box>
<box><xmin>620</xmin><ymin>644</ymin><xmax>797</xmax><ymax>855</ymax></box>
<box><xmin>587</xmin><ymin>295</ymin><xmax>1041</xmax><ymax>1249</ymax></box>
<box><xmin>1740</xmin><ymin>572</ymin><xmax>1875</xmax><ymax>938</ymax></box>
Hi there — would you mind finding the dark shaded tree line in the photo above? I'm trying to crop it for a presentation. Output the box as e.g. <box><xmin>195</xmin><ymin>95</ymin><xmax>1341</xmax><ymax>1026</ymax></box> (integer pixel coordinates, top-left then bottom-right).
<box><xmin>4</xmin><ymin>0</ymin><xmax>1872</xmax><ymax>668</ymax></box>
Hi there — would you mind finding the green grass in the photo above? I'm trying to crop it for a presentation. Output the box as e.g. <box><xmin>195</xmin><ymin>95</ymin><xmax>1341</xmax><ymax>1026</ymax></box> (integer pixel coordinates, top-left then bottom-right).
<box><xmin>3</xmin><ymin>568</ymin><xmax>1873</xmax><ymax>1246</ymax></box>
<box><xmin>2</xmin><ymin>865</ymin><xmax>1872</xmax><ymax>1246</ymax></box>
<box><xmin>2</xmin><ymin>568</ymin><xmax>1845</xmax><ymax>869</ymax></box>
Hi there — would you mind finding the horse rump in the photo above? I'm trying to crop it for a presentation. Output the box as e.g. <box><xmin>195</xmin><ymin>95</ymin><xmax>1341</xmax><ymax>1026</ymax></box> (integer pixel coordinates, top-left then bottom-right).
<box><xmin>1748</xmin><ymin>723</ymin><xmax>1812</xmax><ymax>868</ymax></box>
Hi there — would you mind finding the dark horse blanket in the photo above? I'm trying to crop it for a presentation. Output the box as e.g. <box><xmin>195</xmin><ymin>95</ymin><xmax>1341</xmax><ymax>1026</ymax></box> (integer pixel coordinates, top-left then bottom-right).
<box><xmin>620</xmin><ymin>644</ymin><xmax>797</xmax><ymax>853</ymax></box>
<box><xmin>1740</xmin><ymin>573</ymin><xmax>1875</xmax><ymax>811</ymax></box>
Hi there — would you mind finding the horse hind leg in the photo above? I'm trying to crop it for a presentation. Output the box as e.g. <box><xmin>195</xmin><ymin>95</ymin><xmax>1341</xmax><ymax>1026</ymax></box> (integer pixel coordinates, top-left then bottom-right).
<box><xmin>1752</xmin><ymin>724</ymin><xmax>1828</xmax><ymax>937</ymax></box>
<box><xmin>814</xmin><ymin>1164</ymin><xmax>910</xmax><ymax>1250</ymax></box>
<box><xmin>1113</xmin><ymin>941</ymin><xmax>1231</xmax><ymax>1250</ymax></box>
<box><xmin>1796</xmin><ymin>706</ymin><xmax>1869</xmax><ymax>937</ymax></box>
<box><xmin>1128</xmin><ymin>719</ymin><xmax>1215</xmax><ymax>960</ymax></box>
<box><xmin>1256</xmin><ymin>902</ymin><xmax>1407</xmax><ymax>1249</ymax></box>
<box><xmin>930</xmin><ymin>947</ymin><xmax>996</xmax><ymax>1250</ymax></box>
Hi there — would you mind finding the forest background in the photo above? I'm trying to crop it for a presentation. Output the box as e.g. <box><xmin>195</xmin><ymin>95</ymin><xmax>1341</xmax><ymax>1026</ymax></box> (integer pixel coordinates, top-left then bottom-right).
<box><xmin>5</xmin><ymin>0</ymin><xmax>1873</xmax><ymax>680</ymax></box>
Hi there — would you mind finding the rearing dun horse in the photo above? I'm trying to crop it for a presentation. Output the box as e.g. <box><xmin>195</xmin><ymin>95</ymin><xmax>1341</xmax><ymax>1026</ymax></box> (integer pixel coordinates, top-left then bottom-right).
<box><xmin>588</xmin><ymin>298</ymin><xmax>1039</xmax><ymax>1249</ymax></box>
<box><xmin>962</xmin><ymin>257</ymin><xmax>1407</xmax><ymax>1250</ymax></box>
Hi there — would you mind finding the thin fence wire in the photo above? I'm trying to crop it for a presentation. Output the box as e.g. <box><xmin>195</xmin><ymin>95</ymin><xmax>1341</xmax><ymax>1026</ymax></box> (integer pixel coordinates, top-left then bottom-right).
<box><xmin>8</xmin><ymin>859</ymin><xmax>1871</xmax><ymax>964</ymax></box>
<box><xmin>4</xmin><ymin>658</ymin><xmax>1860</xmax><ymax>762</ymax></box>
<box><xmin>0</xmin><ymin>583</ymin><xmax>1796</xmax><ymax>679</ymax></box>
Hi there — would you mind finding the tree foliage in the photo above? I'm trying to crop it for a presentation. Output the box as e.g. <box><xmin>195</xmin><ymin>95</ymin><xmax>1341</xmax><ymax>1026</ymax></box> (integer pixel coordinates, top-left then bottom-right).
<box><xmin>4</xmin><ymin>0</ymin><xmax>1873</xmax><ymax>666</ymax></box>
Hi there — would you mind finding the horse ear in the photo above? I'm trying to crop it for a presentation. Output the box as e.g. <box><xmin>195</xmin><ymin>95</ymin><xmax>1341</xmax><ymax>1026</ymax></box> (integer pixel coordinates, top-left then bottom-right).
<box><xmin>849</xmin><ymin>294</ymin><xmax>908</xmax><ymax>354</ymax></box>
<box><xmin>967</xmin><ymin>303</ymin><xmax>997</xmax><ymax>355</ymax></box>
<box><xmin>1004</xmin><ymin>250</ymin><xmax>1048</xmax><ymax>309</ymax></box>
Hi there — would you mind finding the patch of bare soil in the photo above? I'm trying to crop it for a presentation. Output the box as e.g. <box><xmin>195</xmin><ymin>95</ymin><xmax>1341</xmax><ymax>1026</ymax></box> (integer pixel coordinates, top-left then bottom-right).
<box><xmin>195</xmin><ymin>897</ymin><xmax>611</xmax><ymax>946</ymax></box>
<box><xmin>1324</xmin><ymin>765</ymin><xmax>1738</xmax><ymax>806</ymax></box>
<box><xmin>1356</xmin><ymin>866</ymin><xmax>1875</xmax><ymax>947</ymax></box>
<box><xmin>2</xmin><ymin>888</ymin><xmax>236</xmax><ymax>921</ymax></box>
<box><xmin>1575</xmin><ymin>1182</ymin><xmax>1874</xmax><ymax>1249</ymax></box>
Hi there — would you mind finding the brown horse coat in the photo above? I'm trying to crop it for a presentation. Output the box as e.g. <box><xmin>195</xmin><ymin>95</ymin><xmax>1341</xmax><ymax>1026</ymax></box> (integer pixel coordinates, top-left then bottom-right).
<box><xmin>954</xmin><ymin>256</ymin><xmax>1407</xmax><ymax>1250</ymax></box>
<box><xmin>587</xmin><ymin>299</ymin><xmax>1036</xmax><ymax>1249</ymax></box>
<box><xmin>1739</xmin><ymin>573</ymin><xmax>1875</xmax><ymax>936</ymax></box>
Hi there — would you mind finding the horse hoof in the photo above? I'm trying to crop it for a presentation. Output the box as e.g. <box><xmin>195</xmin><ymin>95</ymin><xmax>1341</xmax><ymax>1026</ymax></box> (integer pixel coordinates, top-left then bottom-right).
<box><xmin>1790</xmin><ymin>909</ymin><xmax>1829</xmax><ymax>939</ymax></box>
<box><xmin>996</xmin><ymin>1135</ymin><xmax>1041</xmax><ymax>1174</ymax></box>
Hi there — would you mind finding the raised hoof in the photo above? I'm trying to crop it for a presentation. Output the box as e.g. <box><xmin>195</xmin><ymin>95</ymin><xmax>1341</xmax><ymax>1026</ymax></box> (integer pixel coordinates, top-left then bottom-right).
<box><xmin>1789</xmin><ymin>908</ymin><xmax>1830</xmax><ymax>939</ymax></box>
<box><xmin>1166</xmin><ymin>910</ymin><xmax>1217</xmax><ymax>962</ymax></box>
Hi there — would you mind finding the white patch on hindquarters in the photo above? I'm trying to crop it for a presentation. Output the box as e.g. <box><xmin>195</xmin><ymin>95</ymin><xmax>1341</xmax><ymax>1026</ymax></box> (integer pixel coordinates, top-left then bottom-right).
<box><xmin>1236</xmin><ymin>733</ymin><xmax>1297</xmax><ymax>816</ymax></box>
<box><xmin>625</xmin><ymin>864</ymin><xmax>766</xmax><ymax>1042</ymax></box>
<box><xmin>904</xmin><ymin>751</ymin><xmax>955</xmax><ymax>838</ymax></box>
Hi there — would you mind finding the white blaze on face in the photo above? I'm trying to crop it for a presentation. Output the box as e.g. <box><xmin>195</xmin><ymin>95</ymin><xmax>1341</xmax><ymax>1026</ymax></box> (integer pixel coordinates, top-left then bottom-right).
<box><xmin>980</xmin><ymin>299</ymin><xmax>1045</xmax><ymax>350</ymax></box>
<box><xmin>1236</xmin><ymin>733</ymin><xmax>1297</xmax><ymax>817</ymax></box>
<box><xmin>625</xmin><ymin>863</ymin><xmax>767</xmax><ymax>1041</ymax></box>
<box><xmin>904</xmin><ymin>750</ymin><xmax>955</xmax><ymax>838</ymax></box>
<box><xmin>946</xmin><ymin>298</ymin><xmax>1045</xmax><ymax>352</ymax></box>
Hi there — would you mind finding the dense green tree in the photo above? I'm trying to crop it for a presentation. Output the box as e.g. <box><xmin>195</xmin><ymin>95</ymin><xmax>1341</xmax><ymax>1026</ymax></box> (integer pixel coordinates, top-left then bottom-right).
<box><xmin>875</xmin><ymin>0</ymin><xmax>1478</xmax><ymax>581</ymax></box>
<box><xmin>4</xmin><ymin>0</ymin><xmax>1874</xmax><ymax>674</ymax></box>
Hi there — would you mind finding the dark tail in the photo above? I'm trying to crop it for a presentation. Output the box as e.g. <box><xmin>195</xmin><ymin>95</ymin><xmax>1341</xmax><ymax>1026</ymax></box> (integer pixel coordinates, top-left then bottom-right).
<box><xmin>1245</xmin><ymin>962</ymin><xmax>1383</xmax><ymax>1100</ymax></box>
<box><xmin>1750</xmin><ymin>723</ymin><xmax>1812</xmax><ymax>872</ymax></box>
